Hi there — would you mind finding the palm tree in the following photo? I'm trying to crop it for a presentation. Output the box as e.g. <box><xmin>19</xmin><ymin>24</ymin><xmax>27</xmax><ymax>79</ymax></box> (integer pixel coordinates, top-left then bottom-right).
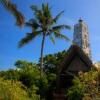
<box><xmin>0</xmin><ymin>0</ymin><xmax>24</xmax><ymax>26</ymax></box>
<box><xmin>18</xmin><ymin>3</ymin><xmax>71</xmax><ymax>76</ymax></box>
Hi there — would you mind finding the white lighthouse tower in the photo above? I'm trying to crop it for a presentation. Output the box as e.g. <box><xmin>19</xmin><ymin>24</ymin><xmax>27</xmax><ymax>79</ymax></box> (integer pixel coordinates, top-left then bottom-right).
<box><xmin>73</xmin><ymin>19</ymin><xmax>91</xmax><ymax>58</ymax></box>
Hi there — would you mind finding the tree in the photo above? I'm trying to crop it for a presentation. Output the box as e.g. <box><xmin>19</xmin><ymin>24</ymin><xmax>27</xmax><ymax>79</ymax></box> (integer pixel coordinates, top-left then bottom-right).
<box><xmin>41</xmin><ymin>50</ymin><xmax>67</xmax><ymax>74</ymax></box>
<box><xmin>0</xmin><ymin>69</ymin><xmax>19</xmax><ymax>81</ymax></box>
<box><xmin>15</xmin><ymin>60</ymin><xmax>48</xmax><ymax>100</ymax></box>
<box><xmin>18</xmin><ymin>3</ymin><xmax>71</xmax><ymax>76</ymax></box>
<box><xmin>15</xmin><ymin>60</ymin><xmax>40</xmax><ymax>88</ymax></box>
<box><xmin>0</xmin><ymin>0</ymin><xmax>24</xmax><ymax>26</ymax></box>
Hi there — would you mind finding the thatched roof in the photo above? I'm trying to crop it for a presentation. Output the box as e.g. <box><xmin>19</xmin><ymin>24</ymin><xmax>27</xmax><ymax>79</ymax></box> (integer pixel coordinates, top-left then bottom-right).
<box><xmin>59</xmin><ymin>45</ymin><xmax>97</xmax><ymax>73</ymax></box>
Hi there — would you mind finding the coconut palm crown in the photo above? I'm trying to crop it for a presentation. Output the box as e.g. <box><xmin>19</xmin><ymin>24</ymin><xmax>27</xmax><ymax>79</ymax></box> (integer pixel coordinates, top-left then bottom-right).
<box><xmin>18</xmin><ymin>3</ymin><xmax>71</xmax><ymax>74</ymax></box>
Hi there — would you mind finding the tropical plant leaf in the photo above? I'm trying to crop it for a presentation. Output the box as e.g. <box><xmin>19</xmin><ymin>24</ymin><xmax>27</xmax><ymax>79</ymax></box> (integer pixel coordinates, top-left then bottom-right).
<box><xmin>31</xmin><ymin>5</ymin><xmax>39</xmax><ymax>12</ymax></box>
<box><xmin>31</xmin><ymin>5</ymin><xmax>43</xmax><ymax>24</ymax></box>
<box><xmin>49</xmin><ymin>35</ymin><xmax>55</xmax><ymax>44</ymax></box>
<box><xmin>1</xmin><ymin>0</ymin><xmax>25</xmax><ymax>26</ymax></box>
<box><xmin>53</xmin><ymin>25</ymin><xmax>71</xmax><ymax>30</ymax></box>
<box><xmin>19</xmin><ymin>31</ymin><xmax>42</xmax><ymax>47</ymax></box>
<box><xmin>19</xmin><ymin>33</ymin><xmax>34</xmax><ymax>48</ymax></box>
<box><xmin>54</xmin><ymin>31</ymin><xmax>70</xmax><ymax>41</ymax></box>
<box><xmin>53</xmin><ymin>11</ymin><xmax>64</xmax><ymax>23</ymax></box>
<box><xmin>25</xmin><ymin>19</ymin><xmax>40</xmax><ymax>30</ymax></box>
<box><xmin>42</xmin><ymin>3</ymin><xmax>51</xmax><ymax>19</ymax></box>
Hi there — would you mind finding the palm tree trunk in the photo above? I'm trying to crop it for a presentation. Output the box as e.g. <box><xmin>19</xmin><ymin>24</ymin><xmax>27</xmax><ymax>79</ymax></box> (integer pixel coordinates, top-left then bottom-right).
<box><xmin>40</xmin><ymin>33</ymin><xmax>46</xmax><ymax>100</ymax></box>
<box><xmin>40</xmin><ymin>33</ymin><xmax>46</xmax><ymax>77</ymax></box>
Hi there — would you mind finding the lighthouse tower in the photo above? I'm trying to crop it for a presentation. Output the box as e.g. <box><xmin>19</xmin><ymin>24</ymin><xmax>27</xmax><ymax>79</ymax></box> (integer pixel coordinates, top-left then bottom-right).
<box><xmin>73</xmin><ymin>19</ymin><xmax>91</xmax><ymax>58</ymax></box>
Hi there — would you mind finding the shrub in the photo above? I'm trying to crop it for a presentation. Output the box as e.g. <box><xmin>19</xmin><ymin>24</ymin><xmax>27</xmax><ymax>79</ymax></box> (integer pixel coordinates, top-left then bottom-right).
<box><xmin>0</xmin><ymin>78</ymin><xmax>30</xmax><ymax>100</ymax></box>
<box><xmin>67</xmin><ymin>70</ymin><xmax>100</xmax><ymax>100</ymax></box>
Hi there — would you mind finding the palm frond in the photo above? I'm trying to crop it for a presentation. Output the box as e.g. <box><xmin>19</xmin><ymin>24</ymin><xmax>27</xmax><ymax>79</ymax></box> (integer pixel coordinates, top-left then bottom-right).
<box><xmin>53</xmin><ymin>25</ymin><xmax>71</xmax><ymax>30</ymax></box>
<box><xmin>18</xmin><ymin>31</ymin><xmax>42</xmax><ymax>48</ymax></box>
<box><xmin>54</xmin><ymin>31</ymin><xmax>70</xmax><ymax>41</ymax></box>
<box><xmin>53</xmin><ymin>11</ymin><xmax>64</xmax><ymax>23</ymax></box>
<box><xmin>35</xmin><ymin>10</ymin><xmax>44</xmax><ymax>24</ymax></box>
<box><xmin>31</xmin><ymin>5</ymin><xmax>43</xmax><ymax>23</ymax></box>
<box><xmin>42</xmin><ymin>3</ymin><xmax>51</xmax><ymax>19</ymax></box>
<box><xmin>31</xmin><ymin>5</ymin><xmax>39</xmax><ymax>12</ymax></box>
<box><xmin>49</xmin><ymin>35</ymin><xmax>55</xmax><ymax>44</ymax></box>
<box><xmin>25</xmin><ymin>19</ymin><xmax>40</xmax><ymax>29</ymax></box>
<box><xmin>1</xmin><ymin>0</ymin><xmax>25</xmax><ymax>26</ymax></box>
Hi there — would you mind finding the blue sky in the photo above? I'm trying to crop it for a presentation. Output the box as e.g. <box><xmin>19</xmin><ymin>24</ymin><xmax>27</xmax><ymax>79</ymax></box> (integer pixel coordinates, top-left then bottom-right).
<box><xmin>0</xmin><ymin>0</ymin><xmax>100</xmax><ymax>70</ymax></box>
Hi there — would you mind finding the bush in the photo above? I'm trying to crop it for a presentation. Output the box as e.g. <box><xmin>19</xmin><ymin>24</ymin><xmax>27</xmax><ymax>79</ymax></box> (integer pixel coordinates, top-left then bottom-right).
<box><xmin>67</xmin><ymin>70</ymin><xmax>100</xmax><ymax>100</ymax></box>
<box><xmin>67</xmin><ymin>77</ymin><xmax>85</xmax><ymax>100</ymax></box>
<box><xmin>28</xmin><ymin>85</ymin><xmax>40</xmax><ymax>100</ymax></box>
<box><xmin>0</xmin><ymin>78</ymin><xmax>30</xmax><ymax>100</ymax></box>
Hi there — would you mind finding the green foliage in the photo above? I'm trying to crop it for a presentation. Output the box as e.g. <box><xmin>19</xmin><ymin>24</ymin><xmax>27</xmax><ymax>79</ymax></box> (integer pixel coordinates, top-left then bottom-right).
<box><xmin>14</xmin><ymin>50</ymin><xmax>67</xmax><ymax>99</ymax></box>
<box><xmin>0</xmin><ymin>49</ymin><xmax>68</xmax><ymax>100</ymax></box>
<box><xmin>27</xmin><ymin>85</ymin><xmax>40</xmax><ymax>100</ymax></box>
<box><xmin>15</xmin><ymin>60</ymin><xmax>48</xmax><ymax>99</ymax></box>
<box><xmin>41</xmin><ymin>50</ymin><xmax>67</xmax><ymax>74</ymax></box>
<box><xmin>67</xmin><ymin>77</ymin><xmax>85</xmax><ymax>100</ymax></box>
<box><xmin>0</xmin><ymin>78</ymin><xmax>30</xmax><ymax>100</ymax></box>
<box><xmin>39</xmin><ymin>50</ymin><xmax>67</xmax><ymax>99</ymax></box>
<box><xmin>0</xmin><ymin>69</ymin><xmax>19</xmax><ymax>80</ymax></box>
<box><xmin>67</xmin><ymin>70</ymin><xmax>100</xmax><ymax>100</ymax></box>
<box><xmin>14</xmin><ymin>59</ymin><xmax>59</xmax><ymax>100</ymax></box>
<box><xmin>0</xmin><ymin>60</ymin><xmax>41</xmax><ymax>100</ymax></box>
<box><xmin>15</xmin><ymin>60</ymin><xmax>40</xmax><ymax>88</ymax></box>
